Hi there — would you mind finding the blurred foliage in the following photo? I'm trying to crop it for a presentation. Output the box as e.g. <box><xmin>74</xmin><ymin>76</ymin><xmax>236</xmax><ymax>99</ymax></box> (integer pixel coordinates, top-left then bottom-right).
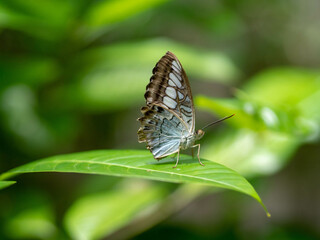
<box><xmin>64</xmin><ymin>179</ymin><xmax>168</xmax><ymax>240</ymax></box>
<box><xmin>0</xmin><ymin>0</ymin><xmax>320</xmax><ymax>240</ymax></box>
<box><xmin>196</xmin><ymin>67</ymin><xmax>320</xmax><ymax>176</ymax></box>
<box><xmin>4</xmin><ymin>206</ymin><xmax>56</xmax><ymax>239</ymax></box>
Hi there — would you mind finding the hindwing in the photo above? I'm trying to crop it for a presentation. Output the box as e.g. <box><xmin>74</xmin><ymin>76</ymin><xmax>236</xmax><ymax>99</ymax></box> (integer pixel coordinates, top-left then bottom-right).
<box><xmin>138</xmin><ymin>104</ymin><xmax>188</xmax><ymax>159</ymax></box>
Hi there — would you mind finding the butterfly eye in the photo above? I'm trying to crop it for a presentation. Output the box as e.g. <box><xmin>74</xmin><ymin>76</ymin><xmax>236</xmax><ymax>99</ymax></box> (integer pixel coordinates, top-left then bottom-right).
<box><xmin>197</xmin><ymin>129</ymin><xmax>204</xmax><ymax>136</ymax></box>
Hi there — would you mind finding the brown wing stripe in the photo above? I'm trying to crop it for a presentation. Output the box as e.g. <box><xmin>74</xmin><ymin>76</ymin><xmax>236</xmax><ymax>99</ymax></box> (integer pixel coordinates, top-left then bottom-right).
<box><xmin>145</xmin><ymin>53</ymin><xmax>175</xmax><ymax>105</ymax></box>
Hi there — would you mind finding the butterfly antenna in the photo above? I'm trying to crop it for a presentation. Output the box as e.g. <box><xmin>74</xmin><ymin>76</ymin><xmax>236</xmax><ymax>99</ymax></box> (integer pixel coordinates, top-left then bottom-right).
<box><xmin>201</xmin><ymin>114</ymin><xmax>235</xmax><ymax>130</ymax></box>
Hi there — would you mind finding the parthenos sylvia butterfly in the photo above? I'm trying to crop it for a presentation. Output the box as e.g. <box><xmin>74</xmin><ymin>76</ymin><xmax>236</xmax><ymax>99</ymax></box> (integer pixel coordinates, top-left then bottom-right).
<box><xmin>138</xmin><ymin>51</ymin><xmax>234</xmax><ymax>168</ymax></box>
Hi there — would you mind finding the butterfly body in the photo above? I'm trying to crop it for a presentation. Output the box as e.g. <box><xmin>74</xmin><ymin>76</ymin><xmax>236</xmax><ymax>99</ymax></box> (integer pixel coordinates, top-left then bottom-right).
<box><xmin>180</xmin><ymin>129</ymin><xmax>204</xmax><ymax>150</ymax></box>
<box><xmin>138</xmin><ymin>51</ymin><xmax>205</xmax><ymax>167</ymax></box>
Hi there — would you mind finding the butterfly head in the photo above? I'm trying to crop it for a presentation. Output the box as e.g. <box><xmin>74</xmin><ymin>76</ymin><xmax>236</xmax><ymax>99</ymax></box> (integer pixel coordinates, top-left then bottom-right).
<box><xmin>195</xmin><ymin>129</ymin><xmax>205</xmax><ymax>140</ymax></box>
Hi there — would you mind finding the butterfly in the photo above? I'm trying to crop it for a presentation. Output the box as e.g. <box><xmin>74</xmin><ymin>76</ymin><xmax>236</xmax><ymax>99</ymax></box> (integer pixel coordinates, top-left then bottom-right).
<box><xmin>138</xmin><ymin>51</ymin><xmax>233</xmax><ymax>168</ymax></box>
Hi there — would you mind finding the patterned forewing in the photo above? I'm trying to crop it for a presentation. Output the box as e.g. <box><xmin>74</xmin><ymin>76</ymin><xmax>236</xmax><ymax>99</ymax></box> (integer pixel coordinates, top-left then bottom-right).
<box><xmin>138</xmin><ymin>105</ymin><xmax>188</xmax><ymax>159</ymax></box>
<box><xmin>144</xmin><ymin>51</ymin><xmax>195</xmax><ymax>132</ymax></box>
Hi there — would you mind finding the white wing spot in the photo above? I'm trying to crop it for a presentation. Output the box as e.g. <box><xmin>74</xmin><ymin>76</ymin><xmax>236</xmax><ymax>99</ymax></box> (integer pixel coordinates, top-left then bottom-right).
<box><xmin>163</xmin><ymin>96</ymin><xmax>177</xmax><ymax>109</ymax></box>
<box><xmin>165</xmin><ymin>87</ymin><xmax>177</xmax><ymax>99</ymax></box>
<box><xmin>172</xmin><ymin>64</ymin><xmax>180</xmax><ymax>73</ymax></box>
<box><xmin>169</xmin><ymin>73</ymin><xmax>182</xmax><ymax>88</ymax></box>
<box><xmin>178</xmin><ymin>91</ymin><xmax>184</xmax><ymax>100</ymax></box>
<box><xmin>168</xmin><ymin>80</ymin><xmax>176</xmax><ymax>87</ymax></box>
<box><xmin>181</xmin><ymin>105</ymin><xmax>192</xmax><ymax>113</ymax></box>
<box><xmin>172</xmin><ymin>61</ymin><xmax>181</xmax><ymax>70</ymax></box>
<box><xmin>174</xmin><ymin>72</ymin><xmax>182</xmax><ymax>81</ymax></box>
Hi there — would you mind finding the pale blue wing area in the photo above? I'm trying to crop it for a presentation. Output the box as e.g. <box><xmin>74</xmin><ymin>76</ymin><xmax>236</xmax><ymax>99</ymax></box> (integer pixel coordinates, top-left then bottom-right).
<box><xmin>138</xmin><ymin>105</ymin><xmax>189</xmax><ymax>159</ymax></box>
<box><xmin>150</xmin><ymin>117</ymin><xmax>182</xmax><ymax>158</ymax></box>
<box><xmin>152</xmin><ymin>138</ymin><xmax>180</xmax><ymax>159</ymax></box>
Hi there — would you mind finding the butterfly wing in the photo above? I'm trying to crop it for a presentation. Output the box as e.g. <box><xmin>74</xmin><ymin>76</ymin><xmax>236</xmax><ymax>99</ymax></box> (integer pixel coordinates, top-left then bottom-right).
<box><xmin>138</xmin><ymin>105</ymin><xmax>188</xmax><ymax>159</ymax></box>
<box><xmin>138</xmin><ymin>51</ymin><xmax>195</xmax><ymax>159</ymax></box>
<box><xmin>144</xmin><ymin>51</ymin><xmax>195</xmax><ymax>133</ymax></box>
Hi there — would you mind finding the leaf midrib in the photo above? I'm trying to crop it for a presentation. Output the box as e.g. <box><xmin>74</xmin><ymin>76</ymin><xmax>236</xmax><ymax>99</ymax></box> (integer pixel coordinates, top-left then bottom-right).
<box><xmin>8</xmin><ymin>158</ymin><xmax>247</xmax><ymax>194</ymax></box>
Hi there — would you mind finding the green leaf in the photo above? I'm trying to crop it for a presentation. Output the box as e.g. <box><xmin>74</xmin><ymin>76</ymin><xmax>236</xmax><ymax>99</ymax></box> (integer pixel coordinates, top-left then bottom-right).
<box><xmin>80</xmin><ymin>0</ymin><xmax>169</xmax><ymax>41</ymax></box>
<box><xmin>0</xmin><ymin>57</ymin><xmax>59</xmax><ymax>91</ymax></box>
<box><xmin>194</xmin><ymin>95</ymin><xmax>307</xmax><ymax>177</ymax></box>
<box><xmin>0</xmin><ymin>0</ymin><xmax>76</xmax><ymax>40</ymax></box>
<box><xmin>195</xmin><ymin>95</ymin><xmax>318</xmax><ymax>140</ymax></box>
<box><xmin>0</xmin><ymin>181</ymin><xmax>16</xmax><ymax>190</ymax></box>
<box><xmin>243</xmin><ymin>68</ymin><xmax>320</xmax><ymax>108</ymax></box>
<box><xmin>4</xmin><ymin>206</ymin><xmax>57</xmax><ymax>239</ymax></box>
<box><xmin>65</xmin><ymin>183</ymin><xmax>210</xmax><ymax>240</ymax></box>
<box><xmin>1</xmin><ymin>85</ymin><xmax>56</xmax><ymax>153</ymax></box>
<box><xmin>194</xmin><ymin>94</ymin><xmax>313</xmax><ymax>176</ymax></box>
<box><xmin>202</xmin><ymin>129</ymin><xmax>299</xmax><ymax>177</ymax></box>
<box><xmin>64</xmin><ymin>180</ymin><xmax>167</xmax><ymax>240</ymax></box>
<box><xmin>0</xmin><ymin>149</ymin><xmax>269</xmax><ymax>216</ymax></box>
<box><xmin>84</xmin><ymin>0</ymin><xmax>168</xmax><ymax>27</ymax></box>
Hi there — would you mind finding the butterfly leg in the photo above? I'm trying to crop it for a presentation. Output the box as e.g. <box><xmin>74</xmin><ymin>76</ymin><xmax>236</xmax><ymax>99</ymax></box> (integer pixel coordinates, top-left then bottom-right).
<box><xmin>173</xmin><ymin>148</ymin><xmax>180</xmax><ymax>168</ymax></box>
<box><xmin>192</xmin><ymin>144</ymin><xmax>204</xmax><ymax>166</ymax></box>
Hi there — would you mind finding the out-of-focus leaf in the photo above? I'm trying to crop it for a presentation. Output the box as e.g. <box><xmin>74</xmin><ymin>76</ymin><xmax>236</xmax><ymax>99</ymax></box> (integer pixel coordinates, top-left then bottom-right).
<box><xmin>0</xmin><ymin>4</ymin><xmax>47</xmax><ymax>38</ymax></box>
<box><xmin>202</xmin><ymin>129</ymin><xmax>299</xmax><ymax>177</ymax></box>
<box><xmin>0</xmin><ymin>0</ymin><xmax>74</xmax><ymax>24</ymax></box>
<box><xmin>195</xmin><ymin>95</ymin><xmax>318</xmax><ymax>140</ymax></box>
<box><xmin>196</xmin><ymin>95</ymin><xmax>260</xmax><ymax>129</ymax></box>
<box><xmin>0</xmin><ymin>0</ymin><xmax>76</xmax><ymax>40</ymax></box>
<box><xmin>297</xmin><ymin>88</ymin><xmax>320</xmax><ymax>122</ymax></box>
<box><xmin>70</xmin><ymin>68</ymin><xmax>147</xmax><ymax>111</ymax></box>
<box><xmin>240</xmin><ymin>68</ymin><xmax>320</xmax><ymax>139</ymax></box>
<box><xmin>2</xmin><ymin>189</ymin><xmax>66</xmax><ymax>239</ymax></box>
<box><xmin>0</xmin><ymin>85</ymin><xmax>55</xmax><ymax>153</ymax></box>
<box><xmin>64</xmin><ymin>180</ymin><xmax>167</xmax><ymax>240</ymax></box>
<box><xmin>4</xmin><ymin>206</ymin><xmax>57</xmax><ymax>239</ymax></box>
<box><xmin>0</xmin><ymin>149</ymin><xmax>269</xmax><ymax>215</ymax></box>
<box><xmin>243</xmin><ymin>68</ymin><xmax>320</xmax><ymax>108</ymax></box>
<box><xmin>0</xmin><ymin>57</ymin><xmax>59</xmax><ymax>91</ymax></box>
<box><xmin>195</xmin><ymin>95</ymin><xmax>303</xmax><ymax>176</ymax></box>
<box><xmin>84</xmin><ymin>0</ymin><xmax>168</xmax><ymax>27</ymax></box>
<box><xmin>71</xmin><ymin>183</ymin><xmax>209</xmax><ymax>240</ymax></box>
<box><xmin>64</xmin><ymin>38</ymin><xmax>240</xmax><ymax>111</ymax></box>
<box><xmin>0</xmin><ymin>181</ymin><xmax>15</xmax><ymax>190</ymax></box>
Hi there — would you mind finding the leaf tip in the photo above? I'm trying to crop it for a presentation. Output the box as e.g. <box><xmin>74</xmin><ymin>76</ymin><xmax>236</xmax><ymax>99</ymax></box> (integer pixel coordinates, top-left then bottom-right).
<box><xmin>256</xmin><ymin>197</ymin><xmax>270</xmax><ymax>218</ymax></box>
<box><xmin>0</xmin><ymin>180</ymin><xmax>16</xmax><ymax>190</ymax></box>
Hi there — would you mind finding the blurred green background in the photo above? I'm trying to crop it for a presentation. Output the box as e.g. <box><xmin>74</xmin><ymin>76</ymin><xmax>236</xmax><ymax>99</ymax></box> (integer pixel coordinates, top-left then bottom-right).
<box><xmin>0</xmin><ymin>0</ymin><xmax>319</xmax><ymax>239</ymax></box>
